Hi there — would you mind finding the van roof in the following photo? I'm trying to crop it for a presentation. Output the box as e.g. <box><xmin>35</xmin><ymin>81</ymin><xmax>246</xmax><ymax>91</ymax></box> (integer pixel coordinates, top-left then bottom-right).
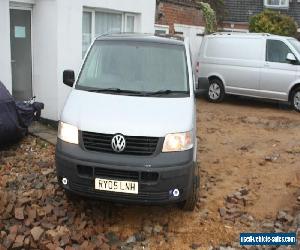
<box><xmin>207</xmin><ymin>32</ymin><xmax>293</xmax><ymax>40</ymax></box>
<box><xmin>95</xmin><ymin>33</ymin><xmax>185</xmax><ymax>46</ymax></box>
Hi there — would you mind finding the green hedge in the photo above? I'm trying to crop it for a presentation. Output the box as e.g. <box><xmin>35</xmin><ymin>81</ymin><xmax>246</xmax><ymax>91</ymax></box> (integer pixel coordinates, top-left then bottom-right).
<box><xmin>249</xmin><ymin>10</ymin><xmax>298</xmax><ymax>37</ymax></box>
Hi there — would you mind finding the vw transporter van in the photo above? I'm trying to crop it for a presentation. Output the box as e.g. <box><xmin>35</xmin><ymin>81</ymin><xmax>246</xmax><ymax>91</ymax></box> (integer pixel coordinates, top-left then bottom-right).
<box><xmin>55</xmin><ymin>34</ymin><xmax>199</xmax><ymax>210</ymax></box>
<box><xmin>196</xmin><ymin>33</ymin><xmax>300</xmax><ymax>112</ymax></box>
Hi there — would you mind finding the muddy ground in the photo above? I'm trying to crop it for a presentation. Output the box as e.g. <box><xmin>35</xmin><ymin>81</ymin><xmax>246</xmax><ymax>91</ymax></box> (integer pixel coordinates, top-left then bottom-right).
<box><xmin>1</xmin><ymin>96</ymin><xmax>300</xmax><ymax>250</ymax></box>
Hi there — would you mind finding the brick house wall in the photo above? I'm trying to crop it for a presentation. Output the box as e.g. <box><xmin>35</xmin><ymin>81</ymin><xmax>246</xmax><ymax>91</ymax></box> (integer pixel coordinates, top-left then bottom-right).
<box><xmin>155</xmin><ymin>0</ymin><xmax>205</xmax><ymax>34</ymax></box>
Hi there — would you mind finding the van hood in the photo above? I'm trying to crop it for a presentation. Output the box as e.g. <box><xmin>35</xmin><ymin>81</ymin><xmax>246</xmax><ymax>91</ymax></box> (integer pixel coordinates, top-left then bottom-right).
<box><xmin>61</xmin><ymin>89</ymin><xmax>194</xmax><ymax>137</ymax></box>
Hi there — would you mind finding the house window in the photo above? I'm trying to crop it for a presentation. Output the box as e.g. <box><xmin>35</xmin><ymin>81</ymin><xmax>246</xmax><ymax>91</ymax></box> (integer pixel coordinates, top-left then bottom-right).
<box><xmin>266</xmin><ymin>40</ymin><xmax>293</xmax><ymax>63</ymax></box>
<box><xmin>264</xmin><ymin>0</ymin><xmax>289</xmax><ymax>9</ymax></box>
<box><xmin>82</xmin><ymin>11</ymin><xmax>92</xmax><ymax>58</ymax></box>
<box><xmin>82</xmin><ymin>10</ymin><xmax>137</xmax><ymax>58</ymax></box>
<box><xmin>126</xmin><ymin>15</ymin><xmax>135</xmax><ymax>33</ymax></box>
<box><xmin>95</xmin><ymin>12</ymin><xmax>122</xmax><ymax>36</ymax></box>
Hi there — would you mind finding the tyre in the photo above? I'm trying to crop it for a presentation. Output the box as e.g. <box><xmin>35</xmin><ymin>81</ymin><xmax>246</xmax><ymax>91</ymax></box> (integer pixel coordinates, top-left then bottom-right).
<box><xmin>291</xmin><ymin>87</ymin><xmax>300</xmax><ymax>112</ymax></box>
<box><xmin>207</xmin><ymin>78</ymin><xmax>225</xmax><ymax>103</ymax></box>
<box><xmin>64</xmin><ymin>190</ymin><xmax>80</xmax><ymax>203</ymax></box>
<box><xmin>179</xmin><ymin>163</ymin><xmax>200</xmax><ymax>211</ymax></box>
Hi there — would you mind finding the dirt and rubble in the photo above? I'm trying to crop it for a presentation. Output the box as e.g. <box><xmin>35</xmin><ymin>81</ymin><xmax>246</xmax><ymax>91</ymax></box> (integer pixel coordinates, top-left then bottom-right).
<box><xmin>1</xmin><ymin>96</ymin><xmax>300</xmax><ymax>250</ymax></box>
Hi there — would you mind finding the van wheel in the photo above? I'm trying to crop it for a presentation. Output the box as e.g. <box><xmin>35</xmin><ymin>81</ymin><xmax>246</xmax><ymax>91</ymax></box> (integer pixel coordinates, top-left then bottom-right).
<box><xmin>291</xmin><ymin>87</ymin><xmax>300</xmax><ymax>112</ymax></box>
<box><xmin>207</xmin><ymin>79</ymin><xmax>225</xmax><ymax>103</ymax></box>
<box><xmin>65</xmin><ymin>190</ymin><xmax>80</xmax><ymax>203</ymax></box>
<box><xmin>179</xmin><ymin>164</ymin><xmax>200</xmax><ymax>211</ymax></box>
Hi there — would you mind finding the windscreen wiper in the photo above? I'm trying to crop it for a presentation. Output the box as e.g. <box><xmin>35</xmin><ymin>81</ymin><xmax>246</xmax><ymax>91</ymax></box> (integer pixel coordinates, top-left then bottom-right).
<box><xmin>86</xmin><ymin>88</ymin><xmax>188</xmax><ymax>96</ymax></box>
<box><xmin>87</xmin><ymin>88</ymin><xmax>145</xmax><ymax>95</ymax></box>
<box><xmin>145</xmin><ymin>90</ymin><xmax>189</xmax><ymax>96</ymax></box>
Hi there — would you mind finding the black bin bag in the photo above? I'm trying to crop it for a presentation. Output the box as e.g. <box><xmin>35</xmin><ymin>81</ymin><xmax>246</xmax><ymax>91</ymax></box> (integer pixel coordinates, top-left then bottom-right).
<box><xmin>0</xmin><ymin>81</ymin><xmax>44</xmax><ymax>146</ymax></box>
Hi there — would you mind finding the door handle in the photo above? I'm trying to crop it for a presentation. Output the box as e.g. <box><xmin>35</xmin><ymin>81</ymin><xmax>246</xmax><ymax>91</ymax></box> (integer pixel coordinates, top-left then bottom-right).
<box><xmin>11</xmin><ymin>60</ymin><xmax>16</xmax><ymax>63</ymax></box>
<box><xmin>264</xmin><ymin>63</ymin><xmax>270</xmax><ymax>68</ymax></box>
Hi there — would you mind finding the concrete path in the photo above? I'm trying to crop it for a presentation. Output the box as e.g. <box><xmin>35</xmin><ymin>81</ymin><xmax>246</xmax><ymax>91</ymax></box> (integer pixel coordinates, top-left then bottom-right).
<box><xmin>29</xmin><ymin>121</ymin><xmax>57</xmax><ymax>145</ymax></box>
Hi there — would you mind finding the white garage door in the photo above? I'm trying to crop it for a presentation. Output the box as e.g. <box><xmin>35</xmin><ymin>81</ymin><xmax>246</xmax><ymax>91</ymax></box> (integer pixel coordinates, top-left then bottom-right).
<box><xmin>174</xmin><ymin>24</ymin><xmax>205</xmax><ymax>68</ymax></box>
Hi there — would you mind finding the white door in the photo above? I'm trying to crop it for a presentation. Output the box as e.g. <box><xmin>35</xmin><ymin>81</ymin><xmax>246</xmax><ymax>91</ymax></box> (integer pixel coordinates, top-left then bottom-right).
<box><xmin>260</xmin><ymin>39</ymin><xmax>298</xmax><ymax>101</ymax></box>
<box><xmin>174</xmin><ymin>24</ymin><xmax>204</xmax><ymax>68</ymax></box>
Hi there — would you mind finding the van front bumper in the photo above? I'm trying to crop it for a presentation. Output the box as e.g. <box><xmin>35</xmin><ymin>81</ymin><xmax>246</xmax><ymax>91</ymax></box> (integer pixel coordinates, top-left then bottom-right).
<box><xmin>55</xmin><ymin>139</ymin><xmax>196</xmax><ymax>204</ymax></box>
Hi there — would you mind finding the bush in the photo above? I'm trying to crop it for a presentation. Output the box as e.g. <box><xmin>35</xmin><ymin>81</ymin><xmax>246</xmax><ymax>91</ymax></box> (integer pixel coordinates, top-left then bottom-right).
<box><xmin>197</xmin><ymin>1</ymin><xmax>217</xmax><ymax>34</ymax></box>
<box><xmin>202</xmin><ymin>0</ymin><xmax>226</xmax><ymax>25</ymax></box>
<box><xmin>249</xmin><ymin>10</ymin><xmax>298</xmax><ymax>37</ymax></box>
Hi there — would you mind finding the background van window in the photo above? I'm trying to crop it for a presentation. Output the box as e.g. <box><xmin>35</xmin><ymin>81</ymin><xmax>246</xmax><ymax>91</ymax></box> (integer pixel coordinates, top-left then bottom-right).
<box><xmin>266</xmin><ymin>40</ymin><xmax>293</xmax><ymax>63</ymax></box>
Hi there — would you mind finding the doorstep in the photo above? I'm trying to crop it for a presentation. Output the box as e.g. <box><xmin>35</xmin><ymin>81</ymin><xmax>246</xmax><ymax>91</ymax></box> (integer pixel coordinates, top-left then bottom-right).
<box><xmin>29</xmin><ymin>121</ymin><xmax>57</xmax><ymax>145</ymax></box>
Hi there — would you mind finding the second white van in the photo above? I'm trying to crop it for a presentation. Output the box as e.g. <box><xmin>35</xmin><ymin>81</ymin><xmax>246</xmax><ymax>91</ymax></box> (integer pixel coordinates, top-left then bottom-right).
<box><xmin>195</xmin><ymin>33</ymin><xmax>300</xmax><ymax>112</ymax></box>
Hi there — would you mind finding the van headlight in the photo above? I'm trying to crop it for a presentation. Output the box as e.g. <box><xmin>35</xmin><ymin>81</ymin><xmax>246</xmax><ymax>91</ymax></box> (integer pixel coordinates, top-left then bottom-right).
<box><xmin>162</xmin><ymin>131</ymin><xmax>193</xmax><ymax>152</ymax></box>
<box><xmin>58</xmin><ymin>122</ymin><xmax>78</xmax><ymax>144</ymax></box>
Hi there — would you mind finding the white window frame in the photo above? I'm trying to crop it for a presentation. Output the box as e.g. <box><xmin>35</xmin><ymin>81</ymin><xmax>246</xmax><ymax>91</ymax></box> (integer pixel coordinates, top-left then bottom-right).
<box><xmin>154</xmin><ymin>24</ymin><xmax>170</xmax><ymax>35</ymax></box>
<box><xmin>82</xmin><ymin>9</ymin><xmax>137</xmax><ymax>58</ymax></box>
<box><xmin>83</xmin><ymin>8</ymin><xmax>137</xmax><ymax>40</ymax></box>
<box><xmin>264</xmin><ymin>0</ymin><xmax>289</xmax><ymax>9</ymax></box>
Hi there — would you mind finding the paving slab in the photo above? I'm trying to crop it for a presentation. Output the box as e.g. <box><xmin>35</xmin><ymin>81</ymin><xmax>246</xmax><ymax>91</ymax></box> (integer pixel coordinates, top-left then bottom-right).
<box><xmin>29</xmin><ymin>121</ymin><xmax>57</xmax><ymax>145</ymax></box>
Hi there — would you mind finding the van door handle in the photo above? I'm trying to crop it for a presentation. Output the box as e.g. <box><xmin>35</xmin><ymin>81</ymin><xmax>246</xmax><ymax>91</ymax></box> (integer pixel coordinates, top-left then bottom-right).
<box><xmin>264</xmin><ymin>63</ymin><xmax>270</xmax><ymax>68</ymax></box>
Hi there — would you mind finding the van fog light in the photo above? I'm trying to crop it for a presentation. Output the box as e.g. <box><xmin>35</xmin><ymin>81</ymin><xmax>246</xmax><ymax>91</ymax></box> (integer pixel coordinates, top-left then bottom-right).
<box><xmin>173</xmin><ymin>189</ymin><xmax>180</xmax><ymax>197</ymax></box>
<box><xmin>62</xmin><ymin>177</ymin><xmax>68</xmax><ymax>185</ymax></box>
<box><xmin>171</xmin><ymin>189</ymin><xmax>180</xmax><ymax>197</ymax></box>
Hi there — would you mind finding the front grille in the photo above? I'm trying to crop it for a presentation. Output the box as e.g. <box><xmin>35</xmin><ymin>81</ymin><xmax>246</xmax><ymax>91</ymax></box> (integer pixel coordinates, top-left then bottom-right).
<box><xmin>82</xmin><ymin>131</ymin><xmax>159</xmax><ymax>156</ymax></box>
<box><xmin>77</xmin><ymin>166</ymin><xmax>159</xmax><ymax>183</ymax></box>
<box><xmin>94</xmin><ymin>167</ymin><xmax>139</xmax><ymax>181</ymax></box>
<box><xmin>70</xmin><ymin>181</ymin><xmax>170</xmax><ymax>201</ymax></box>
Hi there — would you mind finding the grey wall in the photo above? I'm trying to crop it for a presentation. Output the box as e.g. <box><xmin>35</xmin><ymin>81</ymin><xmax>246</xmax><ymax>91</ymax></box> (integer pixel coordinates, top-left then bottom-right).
<box><xmin>224</xmin><ymin>0</ymin><xmax>300</xmax><ymax>25</ymax></box>
<box><xmin>224</xmin><ymin>0</ymin><xmax>263</xmax><ymax>23</ymax></box>
<box><xmin>286</xmin><ymin>1</ymin><xmax>300</xmax><ymax>25</ymax></box>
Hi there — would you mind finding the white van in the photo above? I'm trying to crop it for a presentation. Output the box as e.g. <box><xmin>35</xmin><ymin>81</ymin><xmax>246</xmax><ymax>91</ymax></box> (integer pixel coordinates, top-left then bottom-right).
<box><xmin>55</xmin><ymin>34</ymin><xmax>199</xmax><ymax>210</ymax></box>
<box><xmin>195</xmin><ymin>33</ymin><xmax>300</xmax><ymax>112</ymax></box>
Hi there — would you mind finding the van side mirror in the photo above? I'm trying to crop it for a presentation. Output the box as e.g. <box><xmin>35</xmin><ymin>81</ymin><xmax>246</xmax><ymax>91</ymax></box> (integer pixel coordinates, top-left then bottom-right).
<box><xmin>63</xmin><ymin>70</ymin><xmax>75</xmax><ymax>87</ymax></box>
<box><xmin>286</xmin><ymin>53</ymin><xmax>297</xmax><ymax>62</ymax></box>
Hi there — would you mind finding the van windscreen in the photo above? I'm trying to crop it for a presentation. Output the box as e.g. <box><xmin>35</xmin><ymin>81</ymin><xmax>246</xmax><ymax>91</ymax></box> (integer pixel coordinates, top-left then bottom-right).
<box><xmin>289</xmin><ymin>39</ymin><xmax>300</xmax><ymax>55</ymax></box>
<box><xmin>77</xmin><ymin>40</ymin><xmax>189</xmax><ymax>96</ymax></box>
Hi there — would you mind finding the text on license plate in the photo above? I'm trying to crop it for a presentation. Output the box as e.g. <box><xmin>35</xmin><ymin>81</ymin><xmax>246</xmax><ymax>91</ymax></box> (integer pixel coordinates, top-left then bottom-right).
<box><xmin>95</xmin><ymin>178</ymin><xmax>138</xmax><ymax>194</ymax></box>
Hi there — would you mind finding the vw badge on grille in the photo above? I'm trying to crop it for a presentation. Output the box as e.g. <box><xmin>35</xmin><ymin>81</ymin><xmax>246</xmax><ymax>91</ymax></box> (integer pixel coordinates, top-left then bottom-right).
<box><xmin>111</xmin><ymin>134</ymin><xmax>126</xmax><ymax>153</ymax></box>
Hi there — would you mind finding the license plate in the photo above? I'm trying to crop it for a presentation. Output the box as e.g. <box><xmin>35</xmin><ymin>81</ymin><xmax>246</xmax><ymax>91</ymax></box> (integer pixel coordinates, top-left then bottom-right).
<box><xmin>95</xmin><ymin>178</ymin><xmax>138</xmax><ymax>194</ymax></box>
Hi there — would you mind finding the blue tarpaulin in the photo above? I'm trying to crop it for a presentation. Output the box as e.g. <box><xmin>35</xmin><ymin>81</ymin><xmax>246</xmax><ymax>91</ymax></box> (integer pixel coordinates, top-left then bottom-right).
<box><xmin>0</xmin><ymin>81</ymin><xmax>44</xmax><ymax>146</ymax></box>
